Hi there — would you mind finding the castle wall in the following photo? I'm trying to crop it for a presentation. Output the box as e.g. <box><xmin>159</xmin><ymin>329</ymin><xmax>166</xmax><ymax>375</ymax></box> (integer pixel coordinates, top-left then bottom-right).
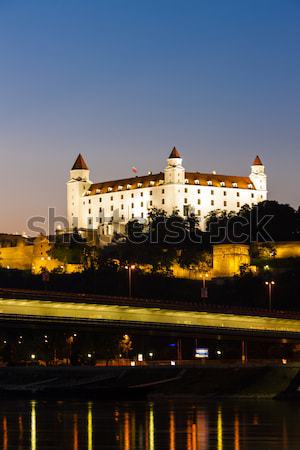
<box><xmin>0</xmin><ymin>244</ymin><xmax>34</xmax><ymax>270</ymax></box>
<box><xmin>273</xmin><ymin>242</ymin><xmax>300</xmax><ymax>259</ymax></box>
<box><xmin>213</xmin><ymin>244</ymin><xmax>250</xmax><ymax>278</ymax></box>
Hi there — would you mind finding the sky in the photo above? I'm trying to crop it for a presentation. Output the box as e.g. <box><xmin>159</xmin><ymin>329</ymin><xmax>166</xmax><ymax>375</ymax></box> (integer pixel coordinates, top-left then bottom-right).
<box><xmin>0</xmin><ymin>0</ymin><xmax>299</xmax><ymax>233</ymax></box>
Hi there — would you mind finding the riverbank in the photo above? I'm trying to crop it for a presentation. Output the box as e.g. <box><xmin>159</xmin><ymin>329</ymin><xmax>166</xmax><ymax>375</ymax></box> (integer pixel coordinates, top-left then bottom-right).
<box><xmin>0</xmin><ymin>365</ymin><xmax>299</xmax><ymax>399</ymax></box>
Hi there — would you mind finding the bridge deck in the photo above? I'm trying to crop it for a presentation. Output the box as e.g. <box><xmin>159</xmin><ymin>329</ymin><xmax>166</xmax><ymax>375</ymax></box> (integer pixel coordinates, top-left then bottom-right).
<box><xmin>0</xmin><ymin>289</ymin><xmax>300</xmax><ymax>338</ymax></box>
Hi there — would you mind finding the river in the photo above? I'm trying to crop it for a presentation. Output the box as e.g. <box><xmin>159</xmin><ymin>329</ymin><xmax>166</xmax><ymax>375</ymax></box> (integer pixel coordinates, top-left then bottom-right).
<box><xmin>0</xmin><ymin>398</ymin><xmax>299</xmax><ymax>449</ymax></box>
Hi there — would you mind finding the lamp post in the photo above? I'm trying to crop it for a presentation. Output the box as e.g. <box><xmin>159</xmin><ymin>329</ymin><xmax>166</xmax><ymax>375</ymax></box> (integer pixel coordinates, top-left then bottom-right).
<box><xmin>125</xmin><ymin>265</ymin><xmax>135</xmax><ymax>297</ymax></box>
<box><xmin>265</xmin><ymin>281</ymin><xmax>275</xmax><ymax>311</ymax></box>
<box><xmin>200</xmin><ymin>273</ymin><xmax>209</xmax><ymax>299</ymax></box>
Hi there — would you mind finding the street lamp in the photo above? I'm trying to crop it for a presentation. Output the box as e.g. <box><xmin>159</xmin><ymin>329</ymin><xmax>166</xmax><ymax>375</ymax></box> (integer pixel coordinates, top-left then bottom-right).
<box><xmin>265</xmin><ymin>281</ymin><xmax>275</xmax><ymax>311</ymax></box>
<box><xmin>125</xmin><ymin>265</ymin><xmax>135</xmax><ymax>297</ymax></box>
<box><xmin>200</xmin><ymin>273</ymin><xmax>209</xmax><ymax>299</ymax></box>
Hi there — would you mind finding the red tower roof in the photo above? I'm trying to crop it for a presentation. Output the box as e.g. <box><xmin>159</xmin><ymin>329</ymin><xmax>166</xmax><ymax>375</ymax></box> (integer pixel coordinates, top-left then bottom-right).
<box><xmin>252</xmin><ymin>155</ymin><xmax>263</xmax><ymax>166</ymax></box>
<box><xmin>169</xmin><ymin>147</ymin><xmax>181</xmax><ymax>158</ymax></box>
<box><xmin>72</xmin><ymin>154</ymin><xmax>89</xmax><ymax>170</ymax></box>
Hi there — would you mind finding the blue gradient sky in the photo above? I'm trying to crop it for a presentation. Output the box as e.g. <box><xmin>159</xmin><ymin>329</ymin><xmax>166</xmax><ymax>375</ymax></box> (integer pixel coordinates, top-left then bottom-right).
<box><xmin>0</xmin><ymin>0</ymin><xmax>299</xmax><ymax>233</ymax></box>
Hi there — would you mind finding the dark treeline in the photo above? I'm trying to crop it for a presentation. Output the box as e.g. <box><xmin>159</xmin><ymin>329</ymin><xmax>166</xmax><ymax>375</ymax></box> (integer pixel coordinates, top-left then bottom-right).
<box><xmin>1</xmin><ymin>265</ymin><xmax>300</xmax><ymax>312</ymax></box>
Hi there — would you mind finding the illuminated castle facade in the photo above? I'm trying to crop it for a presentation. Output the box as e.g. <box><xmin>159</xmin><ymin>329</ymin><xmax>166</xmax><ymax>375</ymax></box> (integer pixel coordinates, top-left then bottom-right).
<box><xmin>67</xmin><ymin>148</ymin><xmax>267</xmax><ymax>240</ymax></box>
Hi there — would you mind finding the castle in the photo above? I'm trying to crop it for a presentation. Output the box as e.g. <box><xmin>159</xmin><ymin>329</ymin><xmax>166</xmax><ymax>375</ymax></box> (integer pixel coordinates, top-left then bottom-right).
<box><xmin>67</xmin><ymin>148</ymin><xmax>267</xmax><ymax>241</ymax></box>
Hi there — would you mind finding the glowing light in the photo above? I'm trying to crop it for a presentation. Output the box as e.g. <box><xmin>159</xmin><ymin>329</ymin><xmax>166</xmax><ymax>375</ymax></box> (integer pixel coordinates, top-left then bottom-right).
<box><xmin>31</xmin><ymin>354</ymin><xmax>36</xmax><ymax>360</ymax></box>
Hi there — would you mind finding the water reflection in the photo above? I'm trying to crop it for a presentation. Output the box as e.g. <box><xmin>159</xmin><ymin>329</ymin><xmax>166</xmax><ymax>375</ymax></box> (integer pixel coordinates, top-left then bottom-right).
<box><xmin>217</xmin><ymin>406</ymin><xmax>223</xmax><ymax>450</ymax></box>
<box><xmin>87</xmin><ymin>402</ymin><xmax>93</xmax><ymax>450</ymax></box>
<box><xmin>0</xmin><ymin>398</ymin><xmax>298</xmax><ymax>449</ymax></box>
<box><xmin>3</xmin><ymin>416</ymin><xmax>7</xmax><ymax>450</ymax></box>
<box><xmin>31</xmin><ymin>401</ymin><xmax>36</xmax><ymax>450</ymax></box>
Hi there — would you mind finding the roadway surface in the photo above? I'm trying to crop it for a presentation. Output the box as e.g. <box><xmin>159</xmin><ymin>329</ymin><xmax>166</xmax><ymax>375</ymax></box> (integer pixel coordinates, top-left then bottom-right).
<box><xmin>0</xmin><ymin>288</ymin><xmax>300</xmax><ymax>338</ymax></box>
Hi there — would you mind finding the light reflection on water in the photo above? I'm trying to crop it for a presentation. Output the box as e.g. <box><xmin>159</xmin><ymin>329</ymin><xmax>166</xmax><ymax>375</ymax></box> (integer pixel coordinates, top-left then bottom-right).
<box><xmin>1</xmin><ymin>398</ymin><xmax>300</xmax><ymax>449</ymax></box>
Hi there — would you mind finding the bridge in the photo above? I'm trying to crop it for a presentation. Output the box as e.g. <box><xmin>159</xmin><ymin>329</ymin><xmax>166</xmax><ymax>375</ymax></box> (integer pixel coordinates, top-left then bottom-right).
<box><xmin>0</xmin><ymin>288</ymin><xmax>300</xmax><ymax>339</ymax></box>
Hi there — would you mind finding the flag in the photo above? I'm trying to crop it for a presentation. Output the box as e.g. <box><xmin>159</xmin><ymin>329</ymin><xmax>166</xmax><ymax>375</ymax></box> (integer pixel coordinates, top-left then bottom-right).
<box><xmin>131</xmin><ymin>166</ymin><xmax>138</xmax><ymax>174</ymax></box>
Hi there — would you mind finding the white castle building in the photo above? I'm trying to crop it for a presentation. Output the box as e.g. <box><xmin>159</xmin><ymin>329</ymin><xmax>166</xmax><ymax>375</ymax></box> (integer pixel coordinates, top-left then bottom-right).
<box><xmin>67</xmin><ymin>148</ymin><xmax>267</xmax><ymax>240</ymax></box>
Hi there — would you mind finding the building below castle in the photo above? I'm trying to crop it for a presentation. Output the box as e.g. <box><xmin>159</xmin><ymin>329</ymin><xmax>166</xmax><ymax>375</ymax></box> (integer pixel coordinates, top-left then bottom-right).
<box><xmin>67</xmin><ymin>148</ymin><xmax>267</xmax><ymax>241</ymax></box>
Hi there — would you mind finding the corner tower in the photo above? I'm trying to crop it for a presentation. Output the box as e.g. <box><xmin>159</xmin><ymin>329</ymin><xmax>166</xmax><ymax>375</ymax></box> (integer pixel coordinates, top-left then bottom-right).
<box><xmin>67</xmin><ymin>154</ymin><xmax>91</xmax><ymax>230</ymax></box>
<box><xmin>164</xmin><ymin>147</ymin><xmax>185</xmax><ymax>184</ymax></box>
<box><xmin>249</xmin><ymin>155</ymin><xmax>267</xmax><ymax>192</ymax></box>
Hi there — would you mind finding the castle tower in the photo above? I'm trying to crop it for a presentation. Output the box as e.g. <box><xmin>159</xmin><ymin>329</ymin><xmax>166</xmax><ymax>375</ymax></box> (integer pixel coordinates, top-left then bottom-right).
<box><xmin>164</xmin><ymin>147</ymin><xmax>185</xmax><ymax>184</ymax></box>
<box><xmin>249</xmin><ymin>155</ymin><xmax>267</xmax><ymax>192</ymax></box>
<box><xmin>67</xmin><ymin>154</ymin><xmax>91</xmax><ymax>230</ymax></box>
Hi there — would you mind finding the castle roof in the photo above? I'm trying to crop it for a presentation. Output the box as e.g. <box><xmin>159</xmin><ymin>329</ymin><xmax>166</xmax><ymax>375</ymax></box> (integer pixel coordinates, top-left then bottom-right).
<box><xmin>87</xmin><ymin>171</ymin><xmax>255</xmax><ymax>195</ymax></box>
<box><xmin>72</xmin><ymin>154</ymin><xmax>89</xmax><ymax>170</ymax></box>
<box><xmin>252</xmin><ymin>155</ymin><xmax>263</xmax><ymax>166</ymax></box>
<box><xmin>169</xmin><ymin>147</ymin><xmax>181</xmax><ymax>158</ymax></box>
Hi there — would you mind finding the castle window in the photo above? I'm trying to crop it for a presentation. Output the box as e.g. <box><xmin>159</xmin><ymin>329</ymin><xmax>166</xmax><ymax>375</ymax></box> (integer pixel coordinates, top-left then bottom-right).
<box><xmin>184</xmin><ymin>188</ymin><xmax>188</xmax><ymax>193</ymax></box>
<box><xmin>108</xmin><ymin>187</ymin><xmax>112</xmax><ymax>192</ymax></box>
<box><xmin>88</xmin><ymin>209</ymin><xmax>91</xmax><ymax>214</ymax></box>
<box><xmin>99</xmin><ymin>218</ymin><xmax>102</xmax><ymax>223</ymax></box>
<box><xmin>118</xmin><ymin>185</ymin><xmax>123</xmax><ymax>191</ymax></box>
<box><xmin>195</xmin><ymin>179</ymin><xmax>199</xmax><ymax>184</ymax></box>
<box><xmin>110</xmin><ymin>205</ymin><xmax>113</xmax><ymax>211</ymax></box>
<box><xmin>110</xmin><ymin>196</ymin><xmax>113</xmax><ymax>201</ymax></box>
<box><xmin>211</xmin><ymin>200</ymin><xmax>214</xmax><ymax>206</ymax></box>
<box><xmin>224</xmin><ymin>201</ymin><xmax>227</xmax><ymax>207</ymax></box>
<box><xmin>162</xmin><ymin>199</ymin><xmax>165</xmax><ymax>205</ymax></box>
<box><xmin>131</xmin><ymin>193</ymin><xmax>134</xmax><ymax>198</ymax></box>
<box><xmin>99</xmin><ymin>207</ymin><xmax>102</xmax><ymax>213</ymax></box>
<box><xmin>88</xmin><ymin>218</ymin><xmax>92</xmax><ymax>225</ymax></box>
<box><xmin>197</xmin><ymin>189</ymin><xmax>201</xmax><ymax>194</ymax></box>
<box><xmin>132</xmin><ymin>213</ymin><xmax>134</xmax><ymax>219</ymax></box>
<box><xmin>88</xmin><ymin>199</ymin><xmax>91</xmax><ymax>204</ymax></box>
<box><xmin>131</xmin><ymin>203</ymin><xmax>134</xmax><ymax>208</ymax></box>
<box><xmin>198</xmin><ymin>199</ymin><xmax>201</xmax><ymax>205</ymax></box>
<box><xmin>184</xmin><ymin>198</ymin><xmax>188</xmax><ymax>204</ymax></box>
<box><xmin>121</xmin><ymin>214</ymin><xmax>124</xmax><ymax>220</ymax></box>
<box><xmin>223</xmin><ymin>191</ymin><xmax>227</xmax><ymax>196</ymax></box>
<box><xmin>251</xmin><ymin>193</ymin><xmax>254</xmax><ymax>198</ymax></box>
<box><xmin>150</xmin><ymin>190</ymin><xmax>153</xmax><ymax>195</ymax></box>
<box><xmin>162</xmin><ymin>189</ymin><xmax>165</xmax><ymax>194</ymax></box>
<box><xmin>237</xmin><ymin>192</ymin><xmax>240</xmax><ymax>197</ymax></box>
<box><xmin>137</xmin><ymin>182</ymin><xmax>142</xmax><ymax>188</ymax></box>
<box><xmin>121</xmin><ymin>194</ymin><xmax>124</xmax><ymax>199</ymax></box>
<box><xmin>220</xmin><ymin>181</ymin><xmax>225</xmax><ymax>187</ymax></box>
<box><xmin>211</xmin><ymin>190</ymin><xmax>214</xmax><ymax>195</ymax></box>
<box><xmin>121</xmin><ymin>204</ymin><xmax>124</xmax><ymax>210</ymax></box>
<box><xmin>99</xmin><ymin>198</ymin><xmax>102</xmax><ymax>202</ymax></box>
<box><xmin>232</xmin><ymin>182</ymin><xmax>238</xmax><ymax>188</ymax></box>
<box><xmin>197</xmin><ymin>210</ymin><xmax>201</xmax><ymax>216</ymax></box>
<box><xmin>150</xmin><ymin>181</ymin><xmax>155</xmax><ymax>186</ymax></box>
<box><xmin>248</xmin><ymin>183</ymin><xmax>253</xmax><ymax>189</ymax></box>
<box><xmin>141</xmin><ymin>212</ymin><xmax>144</xmax><ymax>218</ymax></box>
<box><xmin>83</xmin><ymin>201</ymin><xmax>85</xmax><ymax>205</ymax></box>
<box><xmin>141</xmin><ymin>192</ymin><xmax>143</xmax><ymax>197</ymax></box>
<box><xmin>127</xmin><ymin>184</ymin><xmax>132</xmax><ymax>189</ymax></box>
<box><xmin>185</xmin><ymin>179</ymin><xmax>189</xmax><ymax>184</ymax></box>
<box><xmin>141</xmin><ymin>202</ymin><xmax>144</xmax><ymax>207</ymax></box>
<box><xmin>207</xmin><ymin>180</ymin><xmax>212</xmax><ymax>186</ymax></box>
<box><xmin>96</xmin><ymin>189</ymin><xmax>101</xmax><ymax>194</ymax></box>
<box><xmin>150</xmin><ymin>200</ymin><xmax>153</xmax><ymax>206</ymax></box>
<box><xmin>237</xmin><ymin>202</ymin><xmax>240</xmax><ymax>207</ymax></box>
